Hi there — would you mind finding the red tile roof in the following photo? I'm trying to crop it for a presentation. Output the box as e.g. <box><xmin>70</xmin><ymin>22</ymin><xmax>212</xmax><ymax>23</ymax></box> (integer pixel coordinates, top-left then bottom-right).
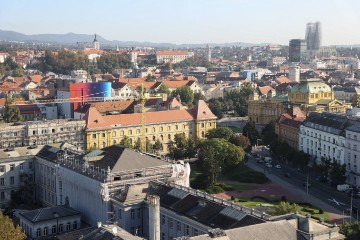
<box><xmin>85</xmin><ymin>100</ymin><xmax>216</xmax><ymax>130</ymax></box>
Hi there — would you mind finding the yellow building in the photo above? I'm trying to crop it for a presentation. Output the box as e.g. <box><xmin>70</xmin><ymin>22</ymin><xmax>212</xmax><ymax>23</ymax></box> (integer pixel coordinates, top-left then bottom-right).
<box><xmin>288</xmin><ymin>78</ymin><xmax>347</xmax><ymax>113</ymax></box>
<box><xmin>84</xmin><ymin>100</ymin><xmax>217</xmax><ymax>152</ymax></box>
<box><xmin>248</xmin><ymin>91</ymin><xmax>289</xmax><ymax>124</ymax></box>
<box><xmin>248</xmin><ymin>78</ymin><xmax>348</xmax><ymax>125</ymax></box>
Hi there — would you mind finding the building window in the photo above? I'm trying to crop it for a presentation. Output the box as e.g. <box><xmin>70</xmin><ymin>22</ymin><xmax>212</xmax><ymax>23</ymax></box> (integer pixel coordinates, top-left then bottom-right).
<box><xmin>0</xmin><ymin>165</ymin><xmax>4</xmax><ymax>172</ymax></box>
<box><xmin>29</xmin><ymin>162</ymin><xmax>33</xmax><ymax>169</ymax></box>
<box><xmin>66</xmin><ymin>222</ymin><xmax>71</xmax><ymax>231</ymax></box>
<box><xmin>102</xmin><ymin>133</ymin><xmax>106</xmax><ymax>138</ymax></box>
<box><xmin>169</xmin><ymin>219</ymin><xmax>174</xmax><ymax>229</ymax></box>
<box><xmin>10</xmin><ymin>164</ymin><xmax>15</xmax><ymax>171</ymax></box>
<box><xmin>10</xmin><ymin>176</ymin><xmax>14</xmax><ymax>185</ymax></box>
<box><xmin>19</xmin><ymin>163</ymin><xmax>23</xmax><ymax>170</ymax></box>
<box><xmin>92</xmin><ymin>134</ymin><xmax>96</xmax><ymax>139</ymax></box>
<box><xmin>186</xmin><ymin>225</ymin><xmax>190</xmax><ymax>235</ymax></box>
<box><xmin>160</xmin><ymin>126</ymin><xmax>163</xmax><ymax>132</ymax></box>
<box><xmin>168</xmin><ymin>134</ymin><xmax>171</xmax><ymax>140</ymax></box>
<box><xmin>201</xmin><ymin>123</ymin><xmax>205</xmax><ymax>128</ymax></box>
<box><xmin>73</xmin><ymin>221</ymin><xmax>78</xmax><ymax>229</ymax></box>
<box><xmin>52</xmin><ymin>225</ymin><xmax>56</xmax><ymax>234</ymax></box>
<box><xmin>0</xmin><ymin>192</ymin><xmax>4</xmax><ymax>199</ymax></box>
<box><xmin>58</xmin><ymin>224</ymin><xmax>63</xmax><ymax>233</ymax></box>
<box><xmin>36</xmin><ymin>228</ymin><xmax>41</xmax><ymax>237</ymax></box>
<box><xmin>162</xmin><ymin>215</ymin><xmax>166</xmax><ymax>225</ymax></box>
<box><xmin>162</xmin><ymin>232</ymin><xmax>165</xmax><ymax>240</ymax></box>
<box><xmin>112</xmin><ymin>132</ymin><xmax>116</xmax><ymax>137</ymax></box>
<box><xmin>177</xmin><ymin>222</ymin><xmax>181</xmax><ymax>231</ymax></box>
<box><xmin>0</xmin><ymin>178</ymin><xmax>4</xmax><ymax>186</ymax></box>
<box><xmin>131</xmin><ymin>209</ymin><xmax>135</xmax><ymax>219</ymax></box>
<box><xmin>43</xmin><ymin>227</ymin><xmax>48</xmax><ymax>236</ymax></box>
<box><xmin>137</xmin><ymin>208</ymin><xmax>141</xmax><ymax>218</ymax></box>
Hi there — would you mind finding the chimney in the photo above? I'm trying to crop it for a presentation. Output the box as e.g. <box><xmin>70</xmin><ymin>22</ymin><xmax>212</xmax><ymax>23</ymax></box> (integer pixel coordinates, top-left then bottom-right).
<box><xmin>147</xmin><ymin>195</ymin><xmax>160</xmax><ymax>240</ymax></box>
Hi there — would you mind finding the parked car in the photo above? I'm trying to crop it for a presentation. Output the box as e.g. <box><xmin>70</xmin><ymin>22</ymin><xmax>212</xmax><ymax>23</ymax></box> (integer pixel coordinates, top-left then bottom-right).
<box><xmin>274</xmin><ymin>165</ymin><xmax>281</xmax><ymax>169</ymax></box>
<box><xmin>284</xmin><ymin>173</ymin><xmax>291</xmax><ymax>178</ymax></box>
<box><xmin>266</xmin><ymin>163</ymin><xmax>272</xmax><ymax>168</ymax></box>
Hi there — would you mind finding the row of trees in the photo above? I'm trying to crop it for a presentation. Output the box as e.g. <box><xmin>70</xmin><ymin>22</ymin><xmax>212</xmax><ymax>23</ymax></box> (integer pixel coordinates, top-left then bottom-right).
<box><xmin>29</xmin><ymin>50</ymin><xmax>131</xmax><ymax>75</ymax></box>
<box><xmin>207</xmin><ymin>82</ymin><xmax>254</xmax><ymax>118</ymax></box>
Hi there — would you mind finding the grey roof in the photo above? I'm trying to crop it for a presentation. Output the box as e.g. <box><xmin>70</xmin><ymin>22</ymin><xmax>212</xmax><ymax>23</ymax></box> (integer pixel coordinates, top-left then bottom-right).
<box><xmin>346</xmin><ymin>124</ymin><xmax>360</xmax><ymax>133</ymax></box>
<box><xmin>303</xmin><ymin>112</ymin><xmax>360</xmax><ymax>136</ymax></box>
<box><xmin>190</xmin><ymin>220</ymin><xmax>301</xmax><ymax>240</ymax></box>
<box><xmin>89</xmin><ymin>146</ymin><xmax>170</xmax><ymax>173</ymax></box>
<box><xmin>19</xmin><ymin>206</ymin><xmax>80</xmax><ymax>223</ymax></box>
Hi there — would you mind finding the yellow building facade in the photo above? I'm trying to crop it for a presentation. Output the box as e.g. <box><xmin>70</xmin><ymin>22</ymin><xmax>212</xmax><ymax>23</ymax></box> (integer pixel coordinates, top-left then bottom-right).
<box><xmin>84</xmin><ymin>100</ymin><xmax>217</xmax><ymax>153</ymax></box>
<box><xmin>248</xmin><ymin>78</ymin><xmax>347</xmax><ymax>125</ymax></box>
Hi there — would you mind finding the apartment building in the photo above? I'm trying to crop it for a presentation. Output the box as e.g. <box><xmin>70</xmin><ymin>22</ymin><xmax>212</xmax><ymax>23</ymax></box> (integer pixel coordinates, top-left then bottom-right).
<box><xmin>0</xmin><ymin>119</ymin><xmax>86</xmax><ymax>150</ymax></box>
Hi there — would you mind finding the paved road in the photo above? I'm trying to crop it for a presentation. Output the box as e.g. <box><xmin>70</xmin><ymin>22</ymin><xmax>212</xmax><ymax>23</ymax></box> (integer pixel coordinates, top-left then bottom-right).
<box><xmin>246</xmin><ymin>156</ymin><xmax>359</xmax><ymax>221</ymax></box>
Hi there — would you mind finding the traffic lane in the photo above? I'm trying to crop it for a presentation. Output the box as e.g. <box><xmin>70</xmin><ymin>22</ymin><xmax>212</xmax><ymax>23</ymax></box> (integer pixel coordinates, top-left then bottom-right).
<box><xmin>248</xmin><ymin>158</ymin><xmax>353</xmax><ymax>213</ymax></box>
<box><xmin>268</xmin><ymin>161</ymin><xmax>356</xmax><ymax>212</ymax></box>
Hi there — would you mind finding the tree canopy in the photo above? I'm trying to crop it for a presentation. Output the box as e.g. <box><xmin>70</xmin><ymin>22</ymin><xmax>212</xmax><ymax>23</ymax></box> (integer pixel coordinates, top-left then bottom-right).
<box><xmin>340</xmin><ymin>221</ymin><xmax>360</xmax><ymax>240</ymax></box>
<box><xmin>172</xmin><ymin>86</ymin><xmax>194</xmax><ymax>106</ymax></box>
<box><xmin>168</xmin><ymin>133</ymin><xmax>197</xmax><ymax>160</ymax></box>
<box><xmin>0</xmin><ymin>212</ymin><xmax>26</xmax><ymax>240</ymax></box>
<box><xmin>198</xmin><ymin>138</ymin><xmax>245</xmax><ymax>186</ymax></box>
<box><xmin>242</xmin><ymin>121</ymin><xmax>259</xmax><ymax>146</ymax></box>
<box><xmin>3</xmin><ymin>95</ymin><xmax>22</xmax><ymax>123</ymax></box>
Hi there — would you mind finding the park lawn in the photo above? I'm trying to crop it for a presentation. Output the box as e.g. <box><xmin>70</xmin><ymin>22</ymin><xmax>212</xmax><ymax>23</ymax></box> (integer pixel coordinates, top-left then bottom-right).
<box><xmin>231</xmin><ymin>197</ymin><xmax>330</xmax><ymax>222</ymax></box>
<box><xmin>222</xmin><ymin>165</ymin><xmax>270</xmax><ymax>184</ymax></box>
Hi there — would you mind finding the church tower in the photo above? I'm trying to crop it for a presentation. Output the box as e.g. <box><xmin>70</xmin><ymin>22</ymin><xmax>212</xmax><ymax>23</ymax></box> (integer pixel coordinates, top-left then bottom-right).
<box><xmin>93</xmin><ymin>34</ymin><xmax>100</xmax><ymax>50</ymax></box>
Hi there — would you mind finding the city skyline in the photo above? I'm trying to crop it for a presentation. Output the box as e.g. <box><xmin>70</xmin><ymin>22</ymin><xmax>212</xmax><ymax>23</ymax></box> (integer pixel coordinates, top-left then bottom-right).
<box><xmin>0</xmin><ymin>0</ymin><xmax>360</xmax><ymax>45</ymax></box>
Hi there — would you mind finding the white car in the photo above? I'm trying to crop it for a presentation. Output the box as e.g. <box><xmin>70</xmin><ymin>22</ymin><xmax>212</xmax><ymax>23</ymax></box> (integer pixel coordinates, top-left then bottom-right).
<box><xmin>274</xmin><ymin>165</ymin><xmax>281</xmax><ymax>169</ymax></box>
<box><xmin>266</xmin><ymin>163</ymin><xmax>272</xmax><ymax>168</ymax></box>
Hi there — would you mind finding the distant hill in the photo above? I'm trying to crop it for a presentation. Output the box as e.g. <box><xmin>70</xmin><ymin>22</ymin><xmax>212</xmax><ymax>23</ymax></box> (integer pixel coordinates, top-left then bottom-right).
<box><xmin>0</xmin><ymin>29</ymin><xmax>277</xmax><ymax>48</ymax></box>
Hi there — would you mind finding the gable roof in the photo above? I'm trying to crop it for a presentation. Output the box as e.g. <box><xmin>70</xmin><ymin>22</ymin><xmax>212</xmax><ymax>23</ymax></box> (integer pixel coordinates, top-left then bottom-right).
<box><xmin>191</xmin><ymin>100</ymin><xmax>217</xmax><ymax>120</ymax></box>
<box><xmin>19</xmin><ymin>206</ymin><xmax>80</xmax><ymax>223</ymax></box>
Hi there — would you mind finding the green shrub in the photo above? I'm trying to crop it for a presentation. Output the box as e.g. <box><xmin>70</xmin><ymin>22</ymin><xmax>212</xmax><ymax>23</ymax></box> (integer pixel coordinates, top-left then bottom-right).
<box><xmin>206</xmin><ymin>185</ymin><xmax>225</xmax><ymax>194</ymax></box>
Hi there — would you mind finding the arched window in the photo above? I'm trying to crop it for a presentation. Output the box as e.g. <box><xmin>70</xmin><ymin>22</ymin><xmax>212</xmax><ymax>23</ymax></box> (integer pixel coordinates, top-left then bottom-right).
<box><xmin>153</xmin><ymin>136</ymin><xmax>156</xmax><ymax>141</ymax></box>
<box><xmin>161</xmin><ymin>135</ymin><xmax>164</xmax><ymax>141</ymax></box>
<box><xmin>152</xmin><ymin>127</ymin><xmax>156</xmax><ymax>133</ymax></box>
<box><xmin>201</xmin><ymin>131</ymin><xmax>205</xmax><ymax>138</ymax></box>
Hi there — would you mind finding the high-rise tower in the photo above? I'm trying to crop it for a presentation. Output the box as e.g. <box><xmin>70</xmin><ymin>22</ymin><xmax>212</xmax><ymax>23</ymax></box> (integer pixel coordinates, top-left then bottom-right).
<box><xmin>206</xmin><ymin>44</ymin><xmax>211</xmax><ymax>62</ymax></box>
<box><xmin>305</xmin><ymin>22</ymin><xmax>321</xmax><ymax>51</ymax></box>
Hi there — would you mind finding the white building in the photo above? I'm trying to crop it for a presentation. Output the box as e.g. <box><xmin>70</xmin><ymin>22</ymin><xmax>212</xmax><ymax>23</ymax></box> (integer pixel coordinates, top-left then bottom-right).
<box><xmin>0</xmin><ymin>146</ymin><xmax>42</xmax><ymax>209</ymax></box>
<box><xmin>333</xmin><ymin>86</ymin><xmax>360</xmax><ymax>103</ymax></box>
<box><xmin>345</xmin><ymin>124</ymin><xmax>360</xmax><ymax>186</ymax></box>
<box><xmin>19</xmin><ymin>205</ymin><xmax>81</xmax><ymax>239</ymax></box>
<box><xmin>289</xmin><ymin>66</ymin><xmax>300</xmax><ymax>82</ymax></box>
<box><xmin>299</xmin><ymin>112</ymin><xmax>350</xmax><ymax>165</ymax></box>
<box><xmin>156</xmin><ymin>51</ymin><xmax>194</xmax><ymax>64</ymax></box>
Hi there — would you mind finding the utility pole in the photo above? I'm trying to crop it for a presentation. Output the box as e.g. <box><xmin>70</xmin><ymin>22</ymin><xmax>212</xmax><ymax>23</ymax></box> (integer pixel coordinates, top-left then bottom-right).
<box><xmin>306</xmin><ymin>168</ymin><xmax>309</xmax><ymax>195</ymax></box>
<box><xmin>350</xmin><ymin>190</ymin><xmax>353</xmax><ymax>223</ymax></box>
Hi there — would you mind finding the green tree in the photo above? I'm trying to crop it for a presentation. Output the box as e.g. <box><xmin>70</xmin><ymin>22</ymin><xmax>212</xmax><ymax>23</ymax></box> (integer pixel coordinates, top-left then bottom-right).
<box><xmin>261</xmin><ymin>121</ymin><xmax>276</xmax><ymax>146</ymax></box>
<box><xmin>198</xmin><ymin>138</ymin><xmax>245</xmax><ymax>186</ymax></box>
<box><xmin>146</xmin><ymin>74</ymin><xmax>156</xmax><ymax>82</ymax></box>
<box><xmin>208</xmin><ymin>99</ymin><xmax>224</xmax><ymax>119</ymax></box>
<box><xmin>119</xmin><ymin>136</ymin><xmax>132</xmax><ymax>148</ymax></box>
<box><xmin>168</xmin><ymin>133</ymin><xmax>197</xmax><ymax>160</ymax></box>
<box><xmin>12</xmin><ymin>66</ymin><xmax>24</xmax><ymax>77</ymax></box>
<box><xmin>3</xmin><ymin>95</ymin><xmax>23</xmax><ymax>123</ymax></box>
<box><xmin>268</xmin><ymin>202</ymin><xmax>301</xmax><ymax>216</ymax></box>
<box><xmin>316</xmin><ymin>157</ymin><xmax>333</xmax><ymax>179</ymax></box>
<box><xmin>206</xmin><ymin>127</ymin><xmax>234</xmax><ymax>141</ymax></box>
<box><xmin>351</xmin><ymin>94</ymin><xmax>360</xmax><ymax>107</ymax></box>
<box><xmin>230</xmin><ymin>135</ymin><xmax>251</xmax><ymax>152</ymax></box>
<box><xmin>172</xmin><ymin>86</ymin><xmax>194</xmax><ymax>106</ymax></box>
<box><xmin>153</xmin><ymin>139</ymin><xmax>163</xmax><ymax>154</ymax></box>
<box><xmin>156</xmin><ymin>84</ymin><xmax>170</xmax><ymax>94</ymax></box>
<box><xmin>0</xmin><ymin>212</ymin><xmax>26</xmax><ymax>240</ymax></box>
<box><xmin>340</xmin><ymin>221</ymin><xmax>360</xmax><ymax>240</ymax></box>
<box><xmin>242</xmin><ymin>121</ymin><xmax>259</xmax><ymax>146</ymax></box>
<box><xmin>330</xmin><ymin>161</ymin><xmax>347</xmax><ymax>185</ymax></box>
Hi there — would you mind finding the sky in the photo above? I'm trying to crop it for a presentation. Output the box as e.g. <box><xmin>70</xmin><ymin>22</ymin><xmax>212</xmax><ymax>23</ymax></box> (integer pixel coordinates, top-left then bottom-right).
<box><xmin>1</xmin><ymin>0</ymin><xmax>359</xmax><ymax>45</ymax></box>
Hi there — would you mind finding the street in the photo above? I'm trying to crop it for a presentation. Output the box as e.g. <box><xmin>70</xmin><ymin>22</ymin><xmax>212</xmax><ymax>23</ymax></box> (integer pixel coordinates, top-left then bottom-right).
<box><xmin>246</xmin><ymin>155</ymin><xmax>359</xmax><ymax>221</ymax></box>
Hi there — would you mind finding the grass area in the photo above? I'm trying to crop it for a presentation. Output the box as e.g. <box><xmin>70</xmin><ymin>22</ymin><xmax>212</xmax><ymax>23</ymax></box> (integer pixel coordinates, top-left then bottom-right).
<box><xmin>222</xmin><ymin>165</ymin><xmax>270</xmax><ymax>184</ymax></box>
<box><xmin>231</xmin><ymin>197</ymin><xmax>330</xmax><ymax>222</ymax></box>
